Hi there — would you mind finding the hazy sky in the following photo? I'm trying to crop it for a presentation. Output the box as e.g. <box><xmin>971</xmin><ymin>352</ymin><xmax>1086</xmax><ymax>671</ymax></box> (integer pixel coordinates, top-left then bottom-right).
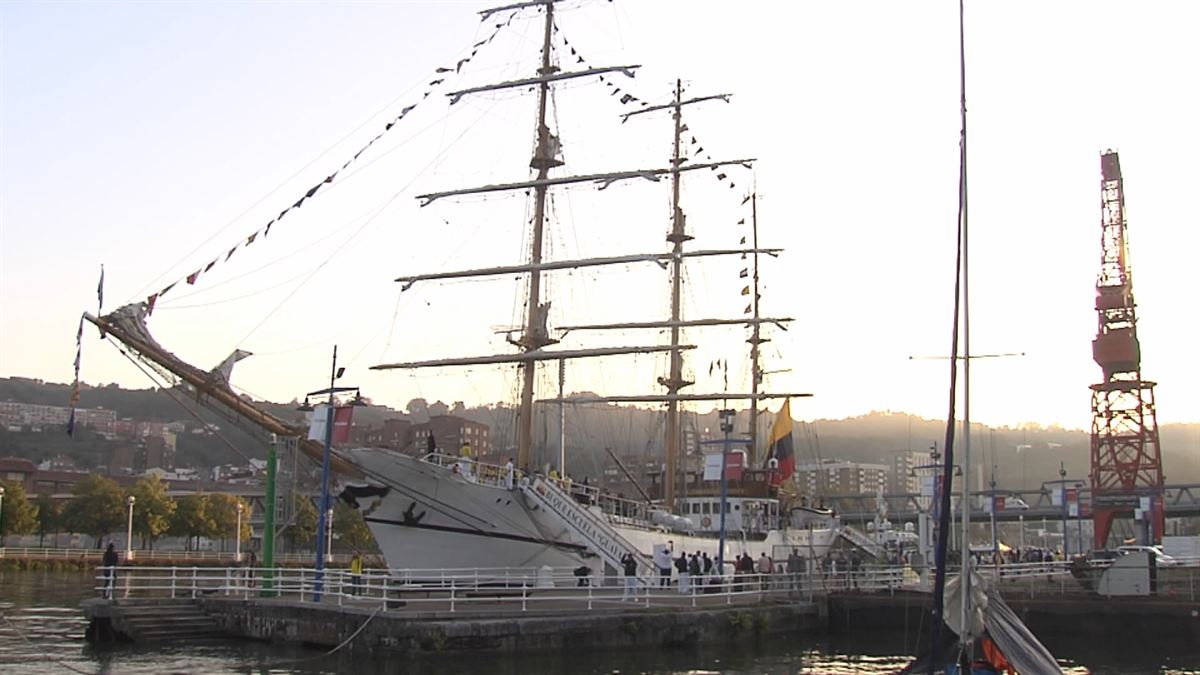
<box><xmin>2</xmin><ymin>0</ymin><xmax>1197</xmax><ymax>432</ymax></box>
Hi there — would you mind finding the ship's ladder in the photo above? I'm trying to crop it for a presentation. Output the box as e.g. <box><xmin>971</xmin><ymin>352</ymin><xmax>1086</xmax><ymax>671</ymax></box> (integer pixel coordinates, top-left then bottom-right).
<box><xmin>520</xmin><ymin>476</ymin><xmax>657</xmax><ymax>583</ymax></box>
<box><xmin>837</xmin><ymin>524</ymin><xmax>887</xmax><ymax>559</ymax></box>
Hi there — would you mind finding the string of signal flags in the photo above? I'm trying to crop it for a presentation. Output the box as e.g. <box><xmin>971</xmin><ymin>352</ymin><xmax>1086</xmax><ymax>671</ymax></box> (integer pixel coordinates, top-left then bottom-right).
<box><xmin>555</xmin><ymin>25</ymin><xmax>759</xmax><ymax>315</ymax></box>
<box><xmin>137</xmin><ymin>9</ymin><xmax>522</xmax><ymax>317</ymax></box>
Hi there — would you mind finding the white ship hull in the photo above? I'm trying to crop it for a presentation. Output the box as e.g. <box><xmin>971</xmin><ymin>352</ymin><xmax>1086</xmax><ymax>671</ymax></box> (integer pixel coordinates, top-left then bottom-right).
<box><xmin>344</xmin><ymin>447</ymin><xmax>840</xmax><ymax>575</ymax></box>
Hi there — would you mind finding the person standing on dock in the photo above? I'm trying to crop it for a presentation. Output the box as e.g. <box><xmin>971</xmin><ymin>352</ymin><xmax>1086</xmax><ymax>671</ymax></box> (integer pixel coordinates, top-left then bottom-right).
<box><xmin>349</xmin><ymin>551</ymin><xmax>363</xmax><ymax>596</ymax></box>
<box><xmin>654</xmin><ymin>543</ymin><xmax>673</xmax><ymax>587</ymax></box>
<box><xmin>620</xmin><ymin>553</ymin><xmax>638</xmax><ymax>601</ymax></box>
<box><xmin>675</xmin><ymin>552</ymin><xmax>690</xmax><ymax>594</ymax></box>
<box><xmin>458</xmin><ymin>441</ymin><xmax>473</xmax><ymax>477</ymax></box>
<box><xmin>245</xmin><ymin>550</ymin><xmax>258</xmax><ymax>588</ymax></box>
<box><xmin>101</xmin><ymin>543</ymin><xmax>118</xmax><ymax>599</ymax></box>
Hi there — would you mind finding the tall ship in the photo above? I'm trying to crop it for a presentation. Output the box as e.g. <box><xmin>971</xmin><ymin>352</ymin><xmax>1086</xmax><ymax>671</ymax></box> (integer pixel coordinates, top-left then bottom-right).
<box><xmin>82</xmin><ymin>0</ymin><xmax>842</xmax><ymax>579</ymax></box>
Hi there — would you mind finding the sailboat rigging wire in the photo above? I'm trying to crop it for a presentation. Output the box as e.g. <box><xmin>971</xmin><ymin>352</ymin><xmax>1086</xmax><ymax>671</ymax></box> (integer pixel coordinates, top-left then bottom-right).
<box><xmin>125</xmin><ymin>40</ymin><xmax>483</xmax><ymax>306</ymax></box>
<box><xmin>107</xmin><ymin>342</ymin><xmax>256</xmax><ymax>465</ymax></box>
<box><xmin>928</xmin><ymin>1</ymin><xmax>969</xmax><ymax>673</ymax></box>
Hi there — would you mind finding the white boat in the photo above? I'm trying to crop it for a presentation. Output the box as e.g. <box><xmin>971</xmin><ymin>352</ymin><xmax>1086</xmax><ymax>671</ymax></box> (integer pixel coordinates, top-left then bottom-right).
<box><xmin>83</xmin><ymin>0</ymin><xmax>842</xmax><ymax>579</ymax></box>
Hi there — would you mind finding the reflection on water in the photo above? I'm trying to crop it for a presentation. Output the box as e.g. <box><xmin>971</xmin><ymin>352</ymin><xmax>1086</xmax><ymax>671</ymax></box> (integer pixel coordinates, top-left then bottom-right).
<box><xmin>1</xmin><ymin>571</ymin><xmax>1196</xmax><ymax>674</ymax></box>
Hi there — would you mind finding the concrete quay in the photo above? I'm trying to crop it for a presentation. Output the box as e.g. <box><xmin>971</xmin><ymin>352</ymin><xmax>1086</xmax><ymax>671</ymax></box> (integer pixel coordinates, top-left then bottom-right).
<box><xmin>825</xmin><ymin>590</ymin><xmax>1200</xmax><ymax>647</ymax></box>
<box><xmin>83</xmin><ymin>591</ymin><xmax>821</xmax><ymax>655</ymax></box>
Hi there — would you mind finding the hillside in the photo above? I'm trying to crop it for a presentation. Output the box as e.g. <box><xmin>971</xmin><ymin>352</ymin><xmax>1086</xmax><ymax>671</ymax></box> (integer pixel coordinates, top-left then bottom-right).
<box><xmin>2</xmin><ymin>377</ymin><xmax>1196</xmax><ymax>488</ymax></box>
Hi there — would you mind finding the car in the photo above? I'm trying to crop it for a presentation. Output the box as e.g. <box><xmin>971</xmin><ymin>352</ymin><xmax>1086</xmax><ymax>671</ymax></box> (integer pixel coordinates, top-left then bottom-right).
<box><xmin>1003</xmin><ymin>497</ymin><xmax>1030</xmax><ymax>510</ymax></box>
<box><xmin>1116</xmin><ymin>545</ymin><xmax>1179</xmax><ymax>567</ymax></box>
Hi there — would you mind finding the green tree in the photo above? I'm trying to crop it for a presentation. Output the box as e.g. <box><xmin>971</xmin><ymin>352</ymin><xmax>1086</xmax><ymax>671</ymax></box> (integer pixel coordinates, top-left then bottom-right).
<box><xmin>0</xmin><ymin>480</ymin><xmax>39</xmax><ymax>544</ymax></box>
<box><xmin>60</xmin><ymin>475</ymin><xmax>124</xmax><ymax>548</ymax></box>
<box><xmin>206</xmin><ymin>493</ymin><xmax>250</xmax><ymax>551</ymax></box>
<box><xmin>35</xmin><ymin>493</ymin><xmax>61</xmax><ymax>547</ymax></box>
<box><xmin>332</xmin><ymin>501</ymin><xmax>378</xmax><ymax>552</ymax></box>
<box><xmin>130</xmin><ymin>474</ymin><xmax>176</xmax><ymax>550</ymax></box>
<box><xmin>169</xmin><ymin>494</ymin><xmax>215</xmax><ymax>551</ymax></box>
<box><xmin>286</xmin><ymin>496</ymin><xmax>318</xmax><ymax>551</ymax></box>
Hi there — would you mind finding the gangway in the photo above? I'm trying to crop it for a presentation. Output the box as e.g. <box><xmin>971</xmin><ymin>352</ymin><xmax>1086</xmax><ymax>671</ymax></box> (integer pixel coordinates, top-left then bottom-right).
<box><xmin>836</xmin><ymin>525</ymin><xmax>887</xmax><ymax>559</ymax></box>
<box><xmin>520</xmin><ymin>476</ymin><xmax>657</xmax><ymax>582</ymax></box>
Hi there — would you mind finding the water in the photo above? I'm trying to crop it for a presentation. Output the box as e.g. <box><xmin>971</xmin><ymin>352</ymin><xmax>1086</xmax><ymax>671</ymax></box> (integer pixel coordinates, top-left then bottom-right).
<box><xmin>1</xmin><ymin>571</ymin><xmax>1196</xmax><ymax>674</ymax></box>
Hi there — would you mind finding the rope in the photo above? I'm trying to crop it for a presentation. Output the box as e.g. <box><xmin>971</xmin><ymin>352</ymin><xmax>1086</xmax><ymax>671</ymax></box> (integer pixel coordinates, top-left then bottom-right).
<box><xmin>109</xmin><ymin>342</ymin><xmax>255</xmax><ymax>465</ymax></box>
<box><xmin>0</xmin><ymin>611</ymin><xmax>95</xmax><ymax>675</ymax></box>
<box><xmin>255</xmin><ymin>603</ymin><xmax>384</xmax><ymax>666</ymax></box>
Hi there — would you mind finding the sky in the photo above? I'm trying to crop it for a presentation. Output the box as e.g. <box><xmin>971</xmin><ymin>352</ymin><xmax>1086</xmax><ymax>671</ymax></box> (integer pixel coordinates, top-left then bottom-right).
<box><xmin>1</xmin><ymin>0</ymin><xmax>1198</xmax><ymax>433</ymax></box>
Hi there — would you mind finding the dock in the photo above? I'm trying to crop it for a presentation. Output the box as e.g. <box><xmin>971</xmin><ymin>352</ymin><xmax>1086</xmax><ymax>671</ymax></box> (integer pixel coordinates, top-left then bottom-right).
<box><xmin>80</xmin><ymin>561</ymin><xmax>1200</xmax><ymax>654</ymax></box>
<box><xmin>81</xmin><ymin>565</ymin><xmax>821</xmax><ymax>654</ymax></box>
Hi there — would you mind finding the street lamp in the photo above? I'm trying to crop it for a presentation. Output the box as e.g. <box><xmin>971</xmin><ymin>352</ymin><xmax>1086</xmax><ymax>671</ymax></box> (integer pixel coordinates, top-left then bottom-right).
<box><xmin>326</xmin><ymin>507</ymin><xmax>335</xmax><ymax>564</ymax></box>
<box><xmin>1043</xmin><ymin>462</ymin><xmax>1083</xmax><ymax>559</ymax></box>
<box><xmin>235</xmin><ymin>501</ymin><xmax>244</xmax><ymax>563</ymax></box>
<box><xmin>1074</xmin><ymin>482</ymin><xmax>1085</xmax><ymax>556</ymax></box>
<box><xmin>716</xmin><ymin>409</ymin><xmax>735</xmax><ymax>577</ymax></box>
<box><xmin>299</xmin><ymin>345</ymin><xmax>363</xmax><ymax>602</ymax></box>
<box><xmin>125</xmin><ymin>495</ymin><xmax>136</xmax><ymax>562</ymax></box>
<box><xmin>0</xmin><ymin>486</ymin><xmax>6</xmax><ymax>548</ymax></box>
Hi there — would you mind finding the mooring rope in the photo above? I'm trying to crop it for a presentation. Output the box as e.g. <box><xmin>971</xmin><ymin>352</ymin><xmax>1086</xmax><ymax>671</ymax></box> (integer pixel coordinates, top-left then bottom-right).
<box><xmin>253</xmin><ymin>602</ymin><xmax>385</xmax><ymax>667</ymax></box>
<box><xmin>0</xmin><ymin>610</ymin><xmax>95</xmax><ymax>675</ymax></box>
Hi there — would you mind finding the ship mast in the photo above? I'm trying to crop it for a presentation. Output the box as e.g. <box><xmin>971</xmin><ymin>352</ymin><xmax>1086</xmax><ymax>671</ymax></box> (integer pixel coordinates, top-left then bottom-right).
<box><xmin>515</xmin><ymin>0</ymin><xmax>561</xmax><ymax>470</ymax></box>
<box><xmin>659</xmin><ymin>79</ymin><xmax>693</xmax><ymax>511</ymax></box>
<box><xmin>747</xmin><ymin>189</ymin><xmax>764</xmax><ymax>465</ymax></box>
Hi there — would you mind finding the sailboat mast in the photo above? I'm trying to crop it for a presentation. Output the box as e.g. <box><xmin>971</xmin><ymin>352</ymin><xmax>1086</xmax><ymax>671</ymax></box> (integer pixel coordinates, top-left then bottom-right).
<box><xmin>517</xmin><ymin>1</ymin><xmax>560</xmax><ymax>470</ymax></box>
<box><xmin>958</xmin><ymin>0</ymin><xmax>973</xmax><ymax>640</ymax></box>
<box><xmin>662</xmin><ymin>78</ymin><xmax>693</xmax><ymax>511</ymax></box>
<box><xmin>747</xmin><ymin>189</ymin><xmax>763</xmax><ymax>465</ymax></box>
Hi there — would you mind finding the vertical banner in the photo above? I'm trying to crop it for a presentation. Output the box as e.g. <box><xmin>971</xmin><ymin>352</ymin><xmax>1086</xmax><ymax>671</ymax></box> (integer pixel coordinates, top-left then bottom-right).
<box><xmin>331</xmin><ymin>406</ymin><xmax>354</xmax><ymax>444</ymax></box>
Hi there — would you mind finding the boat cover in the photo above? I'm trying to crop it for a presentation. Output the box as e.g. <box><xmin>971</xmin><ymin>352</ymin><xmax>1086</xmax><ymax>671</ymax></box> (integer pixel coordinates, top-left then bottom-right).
<box><xmin>945</xmin><ymin>573</ymin><xmax>1063</xmax><ymax>675</ymax></box>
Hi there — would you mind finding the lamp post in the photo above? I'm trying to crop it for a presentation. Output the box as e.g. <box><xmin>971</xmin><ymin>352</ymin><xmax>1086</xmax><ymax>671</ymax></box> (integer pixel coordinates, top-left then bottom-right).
<box><xmin>125</xmin><ymin>495</ymin><xmax>136</xmax><ymax>562</ymax></box>
<box><xmin>1074</xmin><ymin>482</ymin><xmax>1085</xmax><ymax>556</ymax></box>
<box><xmin>1043</xmin><ymin>462</ymin><xmax>1083</xmax><ymax>559</ymax></box>
<box><xmin>1059</xmin><ymin>464</ymin><xmax>1068</xmax><ymax>557</ymax></box>
<box><xmin>235</xmin><ymin>501</ymin><xmax>244</xmax><ymax>563</ymax></box>
<box><xmin>716</xmin><ymin>409</ymin><xmax>734</xmax><ymax>577</ymax></box>
<box><xmin>326</xmin><ymin>507</ymin><xmax>335</xmax><ymax>564</ymax></box>
<box><xmin>299</xmin><ymin>345</ymin><xmax>364</xmax><ymax>602</ymax></box>
<box><xmin>0</xmin><ymin>486</ymin><xmax>6</xmax><ymax>548</ymax></box>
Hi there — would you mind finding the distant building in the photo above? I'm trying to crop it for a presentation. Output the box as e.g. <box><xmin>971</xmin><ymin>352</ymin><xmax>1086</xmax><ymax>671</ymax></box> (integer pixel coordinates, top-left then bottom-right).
<box><xmin>0</xmin><ymin>456</ymin><xmax>38</xmax><ymax>490</ymax></box>
<box><xmin>0</xmin><ymin>402</ymin><xmax>116</xmax><ymax>436</ymax></box>
<box><xmin>890</xmin><ymin>450</ymin><xmax>932</xmax><ymax>494</ymax></box>
<box><xmin>795</xmin><ymin>459</ymin><xmax>889</xmax><ymax>496</ymax></box>
<box><xmin>411</xmin><ymin>415</ymin><xmax>491</xmax><ymax>457</ymax></box>
<box><xmin>144</xmin><ymin>434</ymin><xmax>176</xmax><ymax>471</ymax></box>
<box><xmin>350</xmin><ymin>418</ymin><xmax>413</xmax><ymax>450</ymax></box>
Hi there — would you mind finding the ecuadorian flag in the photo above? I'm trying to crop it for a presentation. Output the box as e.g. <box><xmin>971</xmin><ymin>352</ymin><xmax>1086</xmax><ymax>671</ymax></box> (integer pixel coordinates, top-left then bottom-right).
<box><xmin>765</xmin><ymin>398</ymin><xmax>795</xmax><ymax>483</ymax></box>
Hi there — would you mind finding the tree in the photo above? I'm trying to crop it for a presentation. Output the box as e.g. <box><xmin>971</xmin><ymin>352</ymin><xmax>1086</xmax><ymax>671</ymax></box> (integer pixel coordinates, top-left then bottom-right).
<box><xmin>35</xmin><ymin>493</ymin><xmax>61</xmax><ymax>547</ymax></box>
<box><xmin>60</xmin><ymin>475</ymin><xmax>125</xmax><ymax>548</ymax></box>
<box><xmin>169</xmin><ymin>494</ymin><xmax>215</xmax><ymax>551</ymax></box>
<box><xmin>286</xmin><ymin>496</ymin><xmax>317</xmax><ymax>552</ymax></box>
<box><xmin>130</xmin><ymin>474</ymin><xmax>176</xmax><ymax>550</ymax></box>
<box><xmin>206</xmin><ymin>493</ymin><xmax>250</xmax><ymax>551</ymax></box>
<box><xmin>0</xmin><ymin>480</ymin><xmax>39</xmax><ymax>544</ymax></box>
<box><xmin>332</xmin><ymin>501</ymin><xmax>378</xmax><ymax>552</ymax></box>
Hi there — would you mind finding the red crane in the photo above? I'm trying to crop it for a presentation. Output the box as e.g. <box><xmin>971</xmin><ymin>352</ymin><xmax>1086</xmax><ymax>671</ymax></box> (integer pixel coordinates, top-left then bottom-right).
<box><xmin>1089</xmin><ymin>150</ymin><xmax>1165</xmax><ymax>549</ymax></box>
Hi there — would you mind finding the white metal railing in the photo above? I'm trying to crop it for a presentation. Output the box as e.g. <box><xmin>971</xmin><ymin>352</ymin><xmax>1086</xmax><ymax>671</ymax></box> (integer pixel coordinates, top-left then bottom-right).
<box><xmin>0</xmin><ymin>547</ymin><xmax>371</xmax><ymax>565</ymax></box>
<box><xmin>86</xmin><ymin>558</ymin><xmax>1200</xmax><ymax>608</ymax></box>
<box><xmin>419</xmin><ymin>453</ymin><xmax>665</xmax><ymax>527</ymax></box>
<box><xmin>88</xmin><ymin>564</ymin><xmax>869</xmax><ymax>610</ymax></box>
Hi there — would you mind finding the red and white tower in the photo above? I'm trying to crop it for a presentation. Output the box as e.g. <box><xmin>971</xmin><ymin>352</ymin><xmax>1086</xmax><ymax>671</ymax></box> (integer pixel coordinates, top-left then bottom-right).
<box><xmin>1089</xmin><ymin>150</ymin><xmax>1165</xmax><ymax>549</ymax></box>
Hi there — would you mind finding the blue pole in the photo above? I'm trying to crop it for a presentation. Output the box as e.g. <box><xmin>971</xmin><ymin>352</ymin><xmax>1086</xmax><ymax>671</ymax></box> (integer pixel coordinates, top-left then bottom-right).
<box><xmin>313</xmin><ymin>346</ymin><xmax>338</xmax><ymax>602</ymax></box>
<box><xmin>717</xmin><ymin>410</ymin><xmax>734</xmax><ymax>577</ymax></box>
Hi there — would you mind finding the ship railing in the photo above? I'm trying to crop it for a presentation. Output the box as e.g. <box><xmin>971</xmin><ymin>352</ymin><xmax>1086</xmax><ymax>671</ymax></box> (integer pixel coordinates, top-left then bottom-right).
<box><xmin>88</xmin><ymin>564</ymin><xmax>900</xmax><ymax>610</ymax></box>
<box><xmin>0</xmin><ymin>546</ymin><xmax>364</xmax><ymax>565</ymax></box>
<box><xmin>417</xmin><ymin>452</ymin><xmax>664</xmax><ymax>527</ymax></box>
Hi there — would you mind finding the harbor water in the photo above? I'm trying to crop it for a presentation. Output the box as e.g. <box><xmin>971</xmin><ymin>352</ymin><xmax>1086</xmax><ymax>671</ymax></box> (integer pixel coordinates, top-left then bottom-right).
<box><xmin>1</xmin><ymin>571</ymin><xmax>1197</xmax><ymax>674</ymax></box>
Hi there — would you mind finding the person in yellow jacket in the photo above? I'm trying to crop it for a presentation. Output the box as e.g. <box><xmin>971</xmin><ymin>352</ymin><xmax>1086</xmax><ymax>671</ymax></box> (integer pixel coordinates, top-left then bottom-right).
<box><xmin>458</xmin><ymin>441</ymin><xmax>473</xmax><ymax>477</ymax></box>
<box><xmin>349</xmin><ymin>551</ymin><xmax>363</xmax><ymax>596</ymax></box>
